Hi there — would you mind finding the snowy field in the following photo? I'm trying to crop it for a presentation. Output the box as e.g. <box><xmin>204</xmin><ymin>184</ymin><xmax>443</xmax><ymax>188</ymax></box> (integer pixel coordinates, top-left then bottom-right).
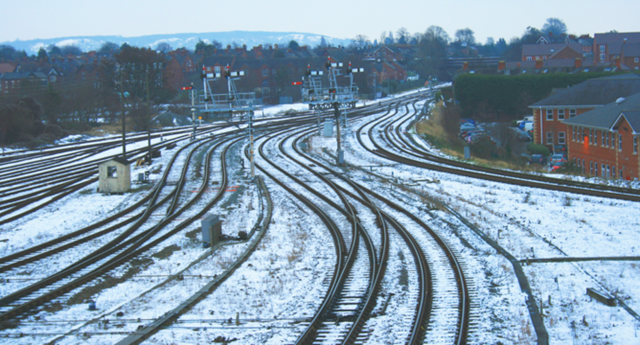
<box><xmin>1</xmin><ymin>93</ymin><xmax>639</xmax><ymax>344</ymax></box>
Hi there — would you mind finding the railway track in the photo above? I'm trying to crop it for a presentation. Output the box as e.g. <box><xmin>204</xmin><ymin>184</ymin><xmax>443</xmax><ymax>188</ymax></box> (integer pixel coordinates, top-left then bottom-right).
<box><xmin>370</xmin><ymin>98</ymin><xmax>640</xmax><ymax>202</ymax></box>
<box><xmin>0</xmin><ymin>134</ymin><xmax>224</xmax><ymax>322</ymax></box>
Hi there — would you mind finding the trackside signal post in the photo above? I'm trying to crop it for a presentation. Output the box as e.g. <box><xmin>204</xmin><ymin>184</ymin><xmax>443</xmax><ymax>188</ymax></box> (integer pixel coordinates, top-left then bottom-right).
<box><xmin>199</xmin><ymin>65</ymin><xmax>257</xmax><ymax>178</ymax></box>
<box><xmin>299</xmin><ymin>57</ymin><xmax>363</xmax><ymax>165</ymax></box>
<box><xmin>181</xmin><ymin>85</ymin><xmax>197</xmax><ymax>140</ymax></box>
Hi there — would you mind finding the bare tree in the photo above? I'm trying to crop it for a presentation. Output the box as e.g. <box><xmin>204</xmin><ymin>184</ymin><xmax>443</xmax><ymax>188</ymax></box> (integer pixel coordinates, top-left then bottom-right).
<box><xmin>352</xmin><ymin>35</ymin><xmax>370</xmax><ymax>49</ymax></box>
<box><xmin>440</xmin><ymin>104</ymin><xmax>461</xmax><ymax>143</ymax></box>
<box><xmin>455</xmin><ymin>28</ymin><xmax>476</xmax><ymax>45</ymax></box>
<box><xmin>379</xmin><ymin>31</ymin><xmax>388</xmax><ymax>45</ymax></box>
<box><xmin>397</xmin><ymin>27</ymin><xmax>410</xmax><ymax>44</ymax></box>
<box><xmin>542</xmin><ymin>18</ymin><xmax>567</xmax><ymax>37</ymax></box>
<box><xmin>156</xmin><ymin>42</ymin><xmax>172</xmax><ymax>53</ymax></box>
<box><xmin>424</xmin><ymin>26</ymin><xmax>449</xmax><ymax>44</ymax></box>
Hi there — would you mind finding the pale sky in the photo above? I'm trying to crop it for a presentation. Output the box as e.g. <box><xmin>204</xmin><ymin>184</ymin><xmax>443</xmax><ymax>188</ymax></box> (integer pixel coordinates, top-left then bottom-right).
<box><xmin>1</xmin><ymin>0</ymin><xmax>638</xmax><ymax>44</ymax></box>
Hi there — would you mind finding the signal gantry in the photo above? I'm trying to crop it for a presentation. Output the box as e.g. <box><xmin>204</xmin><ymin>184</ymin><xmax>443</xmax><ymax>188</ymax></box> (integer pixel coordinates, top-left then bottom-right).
<box><xmin>299</xmin><ymin>57</ymin><xmax>363</xmax><ymax>164</ymax></box>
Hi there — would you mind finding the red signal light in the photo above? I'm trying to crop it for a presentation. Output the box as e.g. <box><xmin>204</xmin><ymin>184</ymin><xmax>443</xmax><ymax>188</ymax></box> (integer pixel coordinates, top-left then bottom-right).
<box><xmin>181</xmin><ymin>86</ymin><xmax>193</xmax><ymax>90</ymax></box>
<box><xmin>292</xmin><ymin>81</ymin><xmax>303</xmax><ymax>85</ymax></box>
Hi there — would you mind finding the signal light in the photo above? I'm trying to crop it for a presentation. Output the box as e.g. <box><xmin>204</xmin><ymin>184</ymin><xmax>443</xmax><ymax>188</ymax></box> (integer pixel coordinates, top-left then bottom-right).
<box><xmin>181</xmin><ymin>86</ymin><xmax>193</xmax><ymax>90</ymax></box>
<box><xmin>292</xmin><ymin>81</ymin><xmax>303</xmax><ymax>85</ymax></box>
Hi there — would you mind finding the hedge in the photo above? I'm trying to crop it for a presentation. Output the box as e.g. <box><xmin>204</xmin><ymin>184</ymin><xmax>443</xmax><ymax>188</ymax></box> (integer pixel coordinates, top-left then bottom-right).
<box><xmin>454</xmin><ymin>72</ymin><xmax>628</xmax><ymax>121</ymax></box>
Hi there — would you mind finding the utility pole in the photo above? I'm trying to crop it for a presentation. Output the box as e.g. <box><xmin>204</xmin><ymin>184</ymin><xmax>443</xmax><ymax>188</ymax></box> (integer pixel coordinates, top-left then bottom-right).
<box><xmin>373</xmin><ymin>72</ymin><xmax>377</xmax><ymax>100</ymax></box>
<box><xmin>119</xmin><ymin>68</ymin><xmax>127</xmax><ymax>160</ymax></box>
<box><xmin>191</xmin><ymin>82</ymin><xmax>196</xmax><ymax>140</ymax></box>
<box><xmin>334</xmin><ymin>102</ymin><xmax>344</xmax><ymax>164</ymax></box>
<box><xmin>249</xmin><ymin>108</ymin><xmax>255</xmax><ymax>178</ymax></box>
<box><xmin>146</xmin><ymin>68</ymin><xmax>151</xmax><ymax>162</ymax></box>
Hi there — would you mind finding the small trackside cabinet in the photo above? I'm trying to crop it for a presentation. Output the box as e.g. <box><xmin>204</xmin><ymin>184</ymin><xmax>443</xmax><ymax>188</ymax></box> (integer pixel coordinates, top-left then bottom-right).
<box><xmin>323</xmin><ymin>119</ymin><xmax>334</xmax><ymax>137</ymax></box>
<box><xmin>201</xmin><ymin>214</ymin><xmax>222</xmax><ymax>247</ymax></box>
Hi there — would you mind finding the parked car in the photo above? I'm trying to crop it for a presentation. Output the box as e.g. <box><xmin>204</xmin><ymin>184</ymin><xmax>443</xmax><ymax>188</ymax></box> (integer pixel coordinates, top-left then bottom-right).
<box><xmin>513</xmin><ymin>128</ymin><xmax>532</xmax><ymax>142</ymax></box>
<box><xmin>553</xmin><ymin>145</ymin><xmax>567</xmax><ymax>158</ymax></box>
<box><xmin>517</xmin><ymin>116</ymin><xmax>534</xmax><ymax>125</ymax></box>
<box><xmin>549</xmin><ymin>154</ymin><xmax>567</xmax><ymax>166</ymax></box>
<box><xmin>550</xmin><ymin>161</ymin><xmax>566</xmax><ymax>172</ymax></box>
<box><xmin>461</xmin><ymin>118</ymin><xmax>476</xmax><ymax>125</ymax></box>
<box><xmin>461</xmin><ymin>129</ymin><xmax>481</xmax><ymax>139</ymax></box>
<box><xmin>529</xmin><ymin>154</ymin><xmax>548</xmax><ymax>165</ymax></box>
<box><xmin>460</xmin><ymin>123</ymin><xmax>476</xmax><ymax>132</ymax></box>
<box><xmin>518</xmin><ymin>121</ymin><xmax>533</xmax><ymax>132</ymax></box>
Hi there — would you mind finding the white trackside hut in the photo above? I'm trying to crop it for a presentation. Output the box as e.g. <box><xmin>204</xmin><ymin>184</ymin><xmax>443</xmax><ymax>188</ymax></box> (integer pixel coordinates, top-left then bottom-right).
<box><xmin>98</xmin><ymin>157</ymin><xmax>131</xmax><ymax>193</ymax></box>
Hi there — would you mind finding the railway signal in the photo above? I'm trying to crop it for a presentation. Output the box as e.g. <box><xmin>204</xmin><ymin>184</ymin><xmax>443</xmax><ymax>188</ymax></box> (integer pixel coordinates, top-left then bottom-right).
<box><xmin>296</xmin><ymin>57</ymin><xmax>363</xmax><ymax>165</ymax></box>
<box><xmin>181</xmin><ymin>83</ymin><xmax>198</xmax><ymax>140</ymax></box>
<box><xmin>199</xmin><ymin>64</ymin><xmax>257</xmax><ymax>178</ymax></box>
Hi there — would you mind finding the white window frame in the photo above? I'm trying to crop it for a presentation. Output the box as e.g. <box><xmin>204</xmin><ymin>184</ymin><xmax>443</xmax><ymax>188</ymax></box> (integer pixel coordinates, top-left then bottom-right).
<box><xmin>600</xmin><ymin>53</ymin><xmax>606</xmax><ymax>61</ymax></box>
<box><xmin>546</xmin><ymin>109</ymin><xmax>553</xmax><ymax>120</ymax></box>
<box><xmin>619</xmin><ymin>133</ymin><xmax>622</xmax><ymax>151</ymax></box>
<box><xmin>593</xmin><ymin>129</ymin><xmax>598</xmax><ymax>145</ymax></box>
<box><xmin>602</xmin><ymin>131</ymin><xmax>606</xmax><ymax>146</ymax></box>
<box><xmin>589</xmin><ymin>129</ymin><xmax>593</xmax><ymax>144</ymax></box>
<box><xmin>600</xmin><ymin>45</ymin><xmax>606</xmax><ymax>53</ymax></box>
<box><xmin>572</xmin><ymin>127</ymin><xmax>576</xmax><ymax>141</ymax></box>
<box><xmin>558</xmin><ymin>132</ymin><xmax>566</xmax><ymax>145</ymax></box>
<box><xmin>558</xmin><ymin>109</ymin><xmax>565</xmax><ymax>120</ymax></box>
<box><xmin>569</xmin><ymin>108</ymin><xmax>577</xmax><ymax>117</ymax></box>
<box><xmin>546</xmin><ymin>131</ymin><xmax>554</xmax><ymax>145</ymax></box>
<box><xmin>590</xmin><ymin>161</ymin><xmax>593</xmax><ymax>175</ymax></box>
<box><xmin>634</xmin><ymin>137</ymin><xmax>638</xmax><ymax>154</ymax></box>
<box><xmin>214</xmin><ymin>66</ymin><xmax>221</xmax><ymax>73</ymax></box>
<box><xmin>636</xmin><ymin>57</ymin><xmax>639</xmax><ymax>63</ymax></box>
<box><xmin>526</xmin><ymin>56</ymin><xmax>532</xmax><ymax>61</ymax></box>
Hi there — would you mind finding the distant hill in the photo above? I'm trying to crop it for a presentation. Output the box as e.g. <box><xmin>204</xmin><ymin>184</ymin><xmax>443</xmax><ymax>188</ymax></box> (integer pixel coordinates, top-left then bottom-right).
<box><xmin>1</xmin><ymin>31</ymin><xmax>352</xmax><ymax>54</ymax></box>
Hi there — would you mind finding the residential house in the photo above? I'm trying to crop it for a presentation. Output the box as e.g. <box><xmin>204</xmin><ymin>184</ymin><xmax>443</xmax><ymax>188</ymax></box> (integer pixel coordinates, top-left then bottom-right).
<box><xmin>522</xmin><ymin>42</ymin><xmax>584</xmax><ymax>62</ymax></box>
<box><xmin>593</xmin><ymin>32</ymin><xmax>640</xmax><ymax>64</ymax></box>
<box><xmin>529</xmin><ymin>74</ymin><xmax>640</xmax><ymax>149</ymax></box>
<box><xmin>563</xmin><ymin>92</ymin><xmax>640</xmax><ymax>180</ymax></box>
<box><xmin>0</xmin><ymin>71</ymin><xmax>48</xmax><ymax>94</ymax></box>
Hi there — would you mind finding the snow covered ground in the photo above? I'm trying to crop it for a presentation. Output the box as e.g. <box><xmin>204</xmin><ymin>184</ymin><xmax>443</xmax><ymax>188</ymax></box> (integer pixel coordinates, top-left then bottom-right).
<box><xmin>1</xmin><ymin>91</ymin><xmax>639</xmax><ymax>344</ymax></box>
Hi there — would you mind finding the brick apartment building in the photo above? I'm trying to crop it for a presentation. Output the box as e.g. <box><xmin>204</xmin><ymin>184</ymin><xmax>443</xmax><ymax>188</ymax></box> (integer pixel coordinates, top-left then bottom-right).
<box><xmin>563</xmin><ymin>92</ymin><xmax>640</xmax><ymax>180</ymax></box>
<box><xmin>529</xmin><ymin>74</ymin><xmax>640</xmax><ymax>149</ymax></box>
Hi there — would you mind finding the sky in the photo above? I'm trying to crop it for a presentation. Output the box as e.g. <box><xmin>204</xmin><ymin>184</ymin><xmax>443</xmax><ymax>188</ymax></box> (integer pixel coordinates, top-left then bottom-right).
<box><xmin>1</xmin><ymin>0</ymin><xmax>638</xmax><ymax>45</ymax></box>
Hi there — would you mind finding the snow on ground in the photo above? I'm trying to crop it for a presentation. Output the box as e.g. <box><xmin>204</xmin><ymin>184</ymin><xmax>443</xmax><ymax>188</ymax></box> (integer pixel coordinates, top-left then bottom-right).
<box><xmin>2</xmin><ymin>93</ymin><xmax>640</xmax><ymax>344</ymax></box>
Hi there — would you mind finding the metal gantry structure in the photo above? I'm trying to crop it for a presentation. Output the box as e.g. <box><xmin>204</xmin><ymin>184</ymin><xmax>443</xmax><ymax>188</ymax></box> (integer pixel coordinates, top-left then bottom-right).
<box><xmin>300</xmin><ymin>57</ymin><xmax>363</xmax><ymax>164</ymax></box>
<box><xmin>197</xmin><ymin>65</ymin><xmax>257</xmax><ymax>178</ymax></box>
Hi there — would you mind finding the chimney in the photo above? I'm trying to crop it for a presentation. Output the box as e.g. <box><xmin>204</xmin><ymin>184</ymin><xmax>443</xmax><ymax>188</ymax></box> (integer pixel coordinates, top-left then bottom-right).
<box><xmin>242</xmin><ymin>44</ymin><xmax>246</xmax><ymax>51</ymax></box>
<box><xmin>213</xmin><ymin>49</ymin><xmax>217</xmax><ymax>55</ymax></box>
<box><xmin>517</xmin><ymin>62</ymin><xmax>521</xmax><ymax>68</ymax></box>
<box><xmin>535</xmin><ymin>58</ymin><xmax>543</xmax><ymax>69</ymax></box>
<box><xmin>574</xmin><ymin>57</ymin><xmax>582</xmax><ymax>69</ymax></box>
<box><xmin>498</xmin><ymin>60</ymin><xmax>505</xmax><ymax>71</ymax></box>
<box><xmin>615</xmin><ymin>56</ymin><xmax>621</xmax><ymax>68</ymax></box>
<box><xmin>462</xmin><ymin>61</ymin><xmax>469</xmax><ymax>71</ymax></box>
<box><xmin>274</xmin><ymin>44</ymin><xmax>278</xmax><ymax>49</ymax></box>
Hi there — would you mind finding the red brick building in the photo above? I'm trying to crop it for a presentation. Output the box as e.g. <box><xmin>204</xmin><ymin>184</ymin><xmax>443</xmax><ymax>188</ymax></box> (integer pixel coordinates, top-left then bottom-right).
<box><xmin>594</xmin><ymin>32</ymin><xmax>640</xmax><ymax>64</ymax></box>
<box><xmin>563</xmin><ymin>92</ymin><xmax>640</xmax><ymax>180</ymax></box>
<box><xmin>522</xmin><ymin>42</ymin><xmax>583</xmax><ymax>62</ymax></box>
<box><xmin>529</xmin><ymin>74</ymin><xmax>640</xmax><ymax>148</ymax></box>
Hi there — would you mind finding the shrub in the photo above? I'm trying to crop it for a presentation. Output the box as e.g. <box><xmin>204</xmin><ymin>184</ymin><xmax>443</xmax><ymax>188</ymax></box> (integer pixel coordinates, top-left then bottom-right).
<box><xmin>470</xmin><ymin>136</ymin><xmax>496</xmax><ymax>159</ymax></box>
<box><xmin>527</xmin><ymin>143</ymin><xmax>550</xmax><ymax>156</ymax></box>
